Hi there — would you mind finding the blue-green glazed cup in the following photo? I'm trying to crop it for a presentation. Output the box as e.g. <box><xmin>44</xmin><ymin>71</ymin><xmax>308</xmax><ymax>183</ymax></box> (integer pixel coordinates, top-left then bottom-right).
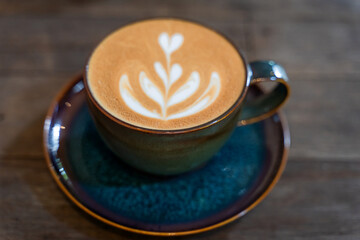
<box><xmin>84</xmin><ymin>19</ymin><xmax>290</xmax><ymax>175</ymax></box>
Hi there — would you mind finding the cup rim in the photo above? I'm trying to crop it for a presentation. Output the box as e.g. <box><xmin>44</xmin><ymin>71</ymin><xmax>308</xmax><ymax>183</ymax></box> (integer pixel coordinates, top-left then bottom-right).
<box><xmin>83</xmin><ymin>17</ymin><xmax>251</xmax><ymax>135</ymax></box>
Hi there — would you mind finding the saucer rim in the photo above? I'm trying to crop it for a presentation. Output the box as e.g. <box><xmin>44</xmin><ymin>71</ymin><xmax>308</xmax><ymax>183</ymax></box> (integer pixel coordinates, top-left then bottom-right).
<box><xmin>43</xmin><ymin>75</ymin><xmax>290</xmax><ymax>237</ymax></box>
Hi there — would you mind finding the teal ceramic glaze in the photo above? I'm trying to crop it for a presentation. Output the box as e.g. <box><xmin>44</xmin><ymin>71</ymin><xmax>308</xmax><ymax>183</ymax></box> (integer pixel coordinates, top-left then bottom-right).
<box><xmin>69</xmin><ymin>104</ymin><xmax>264</xmax><ymax>224</ymax></box>
<box><xmin>82</xmin><ymin>19</ymin><xmax>289</xmax><ymax>176</ymax></box>
<box><xmin>84</xmin><ymin>59</ymin><xmax>289</xmax><ymax>175</ymax></box>
<box><xmin>43</xmin><ymin>77</ymin><xmax>290</xmax><ymax>235</ymax></box>
<box><xmin>86</xmin><ymin>96</ymin><xmax>240</xmax><ymax>175</ymax></box>
<box><xmin>240</xmin><ymin>60</ymin><xmax>290</xmax><ymax>124</ymax></box>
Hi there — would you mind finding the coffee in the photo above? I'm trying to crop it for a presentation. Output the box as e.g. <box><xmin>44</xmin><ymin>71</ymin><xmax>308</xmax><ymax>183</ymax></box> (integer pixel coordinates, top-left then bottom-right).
<box><xmin>87</xmin><ymin>19</ymin><xmax>246</xmax><ymax>130</ymax></box>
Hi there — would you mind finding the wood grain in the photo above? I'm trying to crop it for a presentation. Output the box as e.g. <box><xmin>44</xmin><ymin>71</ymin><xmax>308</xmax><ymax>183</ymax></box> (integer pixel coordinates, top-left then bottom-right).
<box><xmin>249</xmin><ymin>22</ymin><xmax>360</xmax><ymax>74</ymax></box>
<box><xmin>1</xmin><ymin>73</ymin><xmax>359</xmax><ymax>160</ymax></box>
<box><xmin>1</xmin><ymin>157</ymin><xmax>359</xmax><ymax>240</ymax></box>
<box><xmin>1</xmin><ymin>0</ymin><xmax>359</xmax><ymax>239</ymax></box>
<box><xmin>286</xmin><ymin>74</ymin><xmax>360</xmax><ymax>160</ymax></box>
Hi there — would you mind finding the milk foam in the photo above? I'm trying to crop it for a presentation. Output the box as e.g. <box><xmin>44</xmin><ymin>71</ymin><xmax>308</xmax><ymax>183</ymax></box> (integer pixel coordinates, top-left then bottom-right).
<box><xmin>87</xmin><ymin>19</ymin><xmax>246</xmax><ymax>130</ymax></box>
<box><xmin>119</xmin><ymin>32</ymin><xmax>221</xmax><ymax>120</ymax></box>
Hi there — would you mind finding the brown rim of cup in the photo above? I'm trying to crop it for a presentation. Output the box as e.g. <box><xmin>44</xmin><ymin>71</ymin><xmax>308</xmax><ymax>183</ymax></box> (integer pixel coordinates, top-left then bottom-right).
<box><xmin>83</xmin><ymin>17</ymin><xmax>251</xmax><ymax>135</ymax></box>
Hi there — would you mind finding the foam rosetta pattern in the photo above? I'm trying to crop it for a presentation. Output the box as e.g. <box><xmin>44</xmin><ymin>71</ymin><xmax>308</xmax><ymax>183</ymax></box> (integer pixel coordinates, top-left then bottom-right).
<box><xmin>119</xmin><ymin>32</ymin><xmax>221</xmax><ymax>120</ymax></box>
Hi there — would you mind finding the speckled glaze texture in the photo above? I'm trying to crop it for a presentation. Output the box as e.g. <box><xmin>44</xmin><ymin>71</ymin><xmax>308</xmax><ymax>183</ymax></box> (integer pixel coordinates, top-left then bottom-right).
<box><xmin>70</xmin><ymin>104</ymin><xmax>263</xmax><ymax>224</ymax></box>
<box><xmin>87</xmin><ymin>95</ymin><xmax>240</xmax><ymax>175</ymax></box>
<box><xmin>43</xmin><ymin>76</ymin><xmax>290</xmax><ymax>235</ymax></box>
<box><xmin>84</xmin><ymin>58</ymin><xmax>289</xmax><ymax>175</ymax></box>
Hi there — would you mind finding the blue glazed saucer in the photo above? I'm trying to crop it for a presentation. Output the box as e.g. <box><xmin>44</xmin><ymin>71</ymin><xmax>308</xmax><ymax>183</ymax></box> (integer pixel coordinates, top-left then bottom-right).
<box><xmin>43</xmin><ymin>75</ymin><xmax>290</xmax><ymax>236</ymax></box>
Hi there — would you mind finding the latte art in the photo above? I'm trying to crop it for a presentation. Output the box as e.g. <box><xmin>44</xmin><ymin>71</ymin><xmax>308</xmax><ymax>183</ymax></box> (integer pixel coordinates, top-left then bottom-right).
<box><xmin>87</xmin><ymin>19</ymin><xmax>246</xmax><ymax>130</ymax></box>
<box><xmin>119</xmin><ymin>32</ymin><xmax>221</xmax><ymax>120</ymax></box>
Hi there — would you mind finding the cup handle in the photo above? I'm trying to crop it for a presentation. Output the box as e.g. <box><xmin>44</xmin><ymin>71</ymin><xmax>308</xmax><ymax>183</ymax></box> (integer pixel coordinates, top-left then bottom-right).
<box><xmin>238</xmin><ymin>60</ymin><xmax>290</xmax><ymax>125</ymax></box>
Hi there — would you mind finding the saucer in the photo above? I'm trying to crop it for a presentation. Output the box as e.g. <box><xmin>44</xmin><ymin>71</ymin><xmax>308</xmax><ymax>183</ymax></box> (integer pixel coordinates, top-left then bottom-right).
<box><xmin>43</xmin><ymin>75</ymin><xmax>290</xmax><ymax>236</ymax></box>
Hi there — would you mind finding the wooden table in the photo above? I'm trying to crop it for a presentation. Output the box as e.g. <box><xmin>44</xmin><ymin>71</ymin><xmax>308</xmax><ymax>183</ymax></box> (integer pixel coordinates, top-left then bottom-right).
<box><xmin>1</xmin><ymin>0</ymin><xmax>359</xmax><ymax>239</ymax></box>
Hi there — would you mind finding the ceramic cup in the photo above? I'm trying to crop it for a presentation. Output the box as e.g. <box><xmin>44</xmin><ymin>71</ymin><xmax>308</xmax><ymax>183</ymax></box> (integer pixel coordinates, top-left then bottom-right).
<box><xmin>83</xmin><ymin>19</ymin><xmax>290</xmax><ymax>175</ymax></box>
